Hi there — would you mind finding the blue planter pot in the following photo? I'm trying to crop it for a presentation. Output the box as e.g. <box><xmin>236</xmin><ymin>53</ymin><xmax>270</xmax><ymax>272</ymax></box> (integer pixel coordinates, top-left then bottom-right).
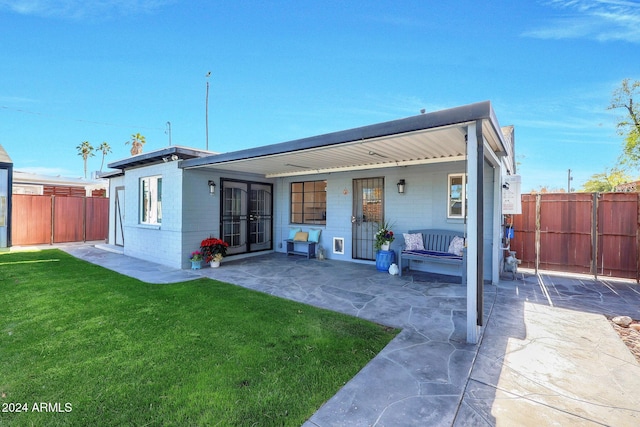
<box><xmin>191</xmin><ymin>260</ymin><xmax>202</xmax><ymax>270</ymax></box>
<box><xmin>376</xmin><ymin>250</ymin><xmax>395</xmax><ymax>272</ymax></box>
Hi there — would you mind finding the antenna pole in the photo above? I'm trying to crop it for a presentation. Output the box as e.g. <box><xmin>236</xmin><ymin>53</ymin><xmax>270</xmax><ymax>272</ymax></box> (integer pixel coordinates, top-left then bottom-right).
<box><xmin>205</xmin><ymin>72</ymin><xmax>211</xmax><ymax>150</ymax></box>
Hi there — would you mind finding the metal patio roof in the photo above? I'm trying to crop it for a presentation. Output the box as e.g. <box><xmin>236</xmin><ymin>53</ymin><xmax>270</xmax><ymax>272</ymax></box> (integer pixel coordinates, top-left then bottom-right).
<box><xmin>107</xmin><ymin>101</ymin><xmax>514</xmax><ymax>178</ymax></box>
<box><xmin>179</xmin><ymin>100</ymin><xmax>514</xmax><ymax>178</ymax></box>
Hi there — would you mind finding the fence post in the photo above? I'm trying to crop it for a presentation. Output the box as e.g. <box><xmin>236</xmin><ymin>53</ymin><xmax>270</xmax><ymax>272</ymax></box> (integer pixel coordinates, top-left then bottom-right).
<box><xmin>637</xmin><ymin>193</ymin><xmax>640</xmax><ymax>283</ymax></box>
<box><xmin>535</xmin><ymin>193</ymin><xmax>541</xmax><ymax>274</ymax></box>
<box><xmin>83</xmin><ymin>197</ymin><xmax>87</xmax><ymax>243</ymax></box>
<box><xmin>591</xmin><ymin>193</ymin><xmax>598</xmax><ymax>280</ymax></box>
<box><xmin>50</xmin><ymin>195</ymin><xmax>55</xmax><ymax>245</ymax></box>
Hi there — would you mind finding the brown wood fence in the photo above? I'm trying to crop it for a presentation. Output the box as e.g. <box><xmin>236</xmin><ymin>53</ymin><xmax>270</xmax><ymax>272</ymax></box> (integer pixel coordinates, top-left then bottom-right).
<box><xmin>511</xmin><ymin>192</ymin><xmax>640</xmax><ymax>281</ymax></box>
<box><xmin>11</xmin><ymin>194</ymin><xmax>109</xmax><ymax>246</ymax></box>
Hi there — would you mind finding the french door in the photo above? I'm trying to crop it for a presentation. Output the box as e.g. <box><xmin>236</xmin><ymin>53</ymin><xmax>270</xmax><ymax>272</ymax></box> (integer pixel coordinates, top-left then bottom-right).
<box><xmin>221</xmin><ymin>179</ymin><xmax>273</xmax><ymax>256</ymax></box>
<box><xmin>352</xmin><ymin>177</ymin><xmax>384</xmax><ymax>260</ymax></box>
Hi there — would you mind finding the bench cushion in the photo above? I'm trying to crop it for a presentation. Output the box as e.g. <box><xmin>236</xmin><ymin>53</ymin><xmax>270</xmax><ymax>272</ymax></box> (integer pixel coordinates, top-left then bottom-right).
<box><xmin>402</xmin><ymin>249</ymin><xmax>463</xmax><ymax>262</ymax></box>
<box><xmin>403</xmin><ymin>233</ymin><xmax>425</xmax><ymax>250</ymax></box>
<box><xmin>308</xmin><ymin>229</ymin><xmax>321</xmax><ymax>243</ymax></box>
<box><xmin>288</xmin><ymin>227</ymin><xmax>302</xmax><ymax>239</ymax></box>
<box><xmin>447</xmin><ymin>236</ymin><xmax>465</xmax><ymax>256</ymax></box>
<box><xmin>294</xmin><ymin>231</ymin><xmax>309</xmax><ymax>241</ymax></box>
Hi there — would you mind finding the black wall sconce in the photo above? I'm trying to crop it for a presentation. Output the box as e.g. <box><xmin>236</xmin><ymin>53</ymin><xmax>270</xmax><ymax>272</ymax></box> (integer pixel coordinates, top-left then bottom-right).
<box><xmin>397</xmin><ymin>179</ymin><xmax>406</xmax><ymax>194</ymax></box>
<box><xmin>208</xmin><ymin>180</ymin><xmax>216</xmax><ymax>196</ymax></box>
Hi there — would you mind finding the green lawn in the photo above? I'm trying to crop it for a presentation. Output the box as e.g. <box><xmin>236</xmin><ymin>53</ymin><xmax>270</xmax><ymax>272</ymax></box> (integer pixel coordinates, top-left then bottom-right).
<box><xmin>0</xmin><ymin>250</ymin><xmax>398</xmax><ymax>426</ymax></box>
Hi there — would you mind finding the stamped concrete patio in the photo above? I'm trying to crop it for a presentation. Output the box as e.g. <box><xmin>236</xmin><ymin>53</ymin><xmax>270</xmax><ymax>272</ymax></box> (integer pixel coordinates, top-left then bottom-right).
<box><xmin>61</xmin><ymin>245</ymin><xmax>640</xmax><ymax>426</ymax></box>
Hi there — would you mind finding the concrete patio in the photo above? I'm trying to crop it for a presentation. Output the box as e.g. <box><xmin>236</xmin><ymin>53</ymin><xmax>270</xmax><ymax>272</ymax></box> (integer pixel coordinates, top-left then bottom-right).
<box><xmin>58</xmin><ymin>244</ymin><xmax>640</xmax><ymax>426</ymax></box>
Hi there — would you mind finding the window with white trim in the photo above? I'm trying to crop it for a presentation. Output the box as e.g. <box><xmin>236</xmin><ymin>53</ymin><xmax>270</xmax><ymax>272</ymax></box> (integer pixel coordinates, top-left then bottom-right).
<box><xmin>448</xmin><ymin>173</ymin><xmax>466</xmax><ymax>218</ymax></box>
<box><xmin>140</xmin><ymin>176</ymin><xmax>162</xmax><ymax>224</ymax></box>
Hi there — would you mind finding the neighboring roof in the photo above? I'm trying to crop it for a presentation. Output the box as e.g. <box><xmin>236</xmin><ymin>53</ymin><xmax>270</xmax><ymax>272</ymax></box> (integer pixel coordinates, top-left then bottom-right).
<box><xmin>614</xmin><ymin>180</ymin><xmax>640</xmax><ymax>192</ymax></box>
<box><xmin>0</xmin><ymin>144</ymin><xmax>12</xmax><ymax>165</ymax></box>
<box><xmin>180</xmin><ymin>101</ymin><xmax>515</xmax><ymax>178</ymax></box>
<box><xmin>108</xmin><ymin>146</ymin><xmax>216</xmax><ymax>170</ymax></box>
<box><xmin>13</xmin><ymin>170</ymin><xmax>106</xmax><ymax>187</ymax></box>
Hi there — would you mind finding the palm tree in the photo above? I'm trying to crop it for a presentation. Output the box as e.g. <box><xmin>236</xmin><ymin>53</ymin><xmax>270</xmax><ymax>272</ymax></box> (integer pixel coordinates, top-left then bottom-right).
<box><xmin>126</xmin><ymin>133</ymin><xmax>146</xmax><ymax>156</ymax></box>
<box><xmin>97</xmin><ymin>141</ymin><xmax>112</xmax><ymax>172</ymax></box>
<box><xmin>76</xmin><ymin>141</ymin><xmax>94</xmax><ymax>179</ymax></box>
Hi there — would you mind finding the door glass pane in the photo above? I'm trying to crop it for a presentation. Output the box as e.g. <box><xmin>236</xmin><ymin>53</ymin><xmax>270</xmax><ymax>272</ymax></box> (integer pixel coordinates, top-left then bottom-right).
<box><xmin>249</xmin><ymin>184</ymin><xmax>272</xmax><ymax>250</ymax></box>
<box><xmin>223</xmin><ymin>186</ymin><xmax>245</xmax><ymax>249</ymax></box>
<box><xmin>222</xmin><ymin>180</ymin><xmax>272</xmax><ymax>254</ymax></box>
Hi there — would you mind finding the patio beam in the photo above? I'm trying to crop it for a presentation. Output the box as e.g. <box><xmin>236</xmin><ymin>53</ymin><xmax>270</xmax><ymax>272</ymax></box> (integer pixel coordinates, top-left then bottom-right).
<box><xmin>263</xmin><ymin>155</ymin><xmax>467</xmax><ymax>178</ymax></box>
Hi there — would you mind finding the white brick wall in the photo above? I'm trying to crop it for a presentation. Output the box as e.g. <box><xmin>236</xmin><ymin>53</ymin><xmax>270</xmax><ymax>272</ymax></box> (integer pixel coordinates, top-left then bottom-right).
<box><xmin>121</xmin><ymin>161</ymin><xmax>184</xmax><ymax>269</ymax></box>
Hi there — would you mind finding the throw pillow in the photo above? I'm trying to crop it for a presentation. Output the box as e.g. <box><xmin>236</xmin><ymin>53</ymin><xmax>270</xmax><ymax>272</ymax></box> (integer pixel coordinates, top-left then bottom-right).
<box><xmin>294</xmin><ymin>231</ymin><xmax>309</xmax><ymax>242</ymax></box>
<box><xmin>403</xmin><ymin>233</ymin><xmax>424</xmax><ymax>251</ymax></box>
<box><xmin>308</xmin><ymin>229</ymin><xmax>322</xmax><ymax>243</ymax></box>
<box><xmin>448</xmin><ymin>236</ymin><xmax>465</xmax><ymax>256</ymax></box>
<box><xmin>288</xmin><ymin>227</ymin><xmax>301</xmax><ymax>239</ymax></box>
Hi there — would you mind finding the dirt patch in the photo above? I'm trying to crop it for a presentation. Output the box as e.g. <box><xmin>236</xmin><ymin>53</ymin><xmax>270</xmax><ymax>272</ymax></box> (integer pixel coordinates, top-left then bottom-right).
<box><xmin>609</xmin><ymin>318</ymin><xmax>640</xmax><ymax>364</ymax></box>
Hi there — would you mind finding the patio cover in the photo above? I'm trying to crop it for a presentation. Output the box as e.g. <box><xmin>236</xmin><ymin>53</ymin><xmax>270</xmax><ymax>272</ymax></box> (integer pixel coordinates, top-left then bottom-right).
<box><xmin>180</xmin><ymin>101</ymin><xmax>514</xmax><ymax>178</ymax></box>
<box><xmin>130</xmin><ymin>100</ymin><xmax>512</xmax><ymax>343</ymax></box>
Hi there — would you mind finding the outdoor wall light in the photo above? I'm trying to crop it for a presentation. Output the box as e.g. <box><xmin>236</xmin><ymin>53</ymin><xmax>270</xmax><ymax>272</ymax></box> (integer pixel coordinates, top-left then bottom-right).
<box><xmin>208</xmin><ymin>180</ymin><xmax>216</xmax><ymax>196</ymax></box>
<box><xmin>397</xmin><ymin>179</ymin><xmax>406</xmax><ymax>194</ymax></box>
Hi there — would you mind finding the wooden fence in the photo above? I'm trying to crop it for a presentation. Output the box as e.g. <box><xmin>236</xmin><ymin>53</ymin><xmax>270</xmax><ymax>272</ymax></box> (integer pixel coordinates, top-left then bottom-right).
<box><xmin>12</xmin><ymin>194</ymin><xmax>109</xmax><ymax>246</ymax></box>
<box><xmin>511</xmin><ymin>192</ymin><xmax>640</xmax><ymax>281</ymax></box>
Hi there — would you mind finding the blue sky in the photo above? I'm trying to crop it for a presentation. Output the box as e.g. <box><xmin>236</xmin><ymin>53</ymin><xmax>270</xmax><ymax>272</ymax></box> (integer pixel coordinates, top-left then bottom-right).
<box><xmin>1</xmin><ymin>0</ymin><xmax>638</xmax><ymax>192</ymax></box>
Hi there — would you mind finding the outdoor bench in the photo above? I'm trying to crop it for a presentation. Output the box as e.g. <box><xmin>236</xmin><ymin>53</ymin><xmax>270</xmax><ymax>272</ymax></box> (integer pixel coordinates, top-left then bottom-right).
<box><xmin>285</xmin><ymin>239</ymin><xmax>316</xmax><ymax>259</ymax></box>
<box><xmin>285</xmin><ymin>228</ymin><xmax>321</xmax><ymax>259</ymax></box>
<box><xmin>398</xmin><ymin>229</ymin><xmax>466</xmax><ymax>281</ymax></box>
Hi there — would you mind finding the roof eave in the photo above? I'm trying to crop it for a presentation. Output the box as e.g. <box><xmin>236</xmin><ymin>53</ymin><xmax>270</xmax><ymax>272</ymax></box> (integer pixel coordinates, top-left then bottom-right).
<box><xmin>108</xmin><ymin>146</ymin><xmax>215</xmax><ymax>170</ymax></box>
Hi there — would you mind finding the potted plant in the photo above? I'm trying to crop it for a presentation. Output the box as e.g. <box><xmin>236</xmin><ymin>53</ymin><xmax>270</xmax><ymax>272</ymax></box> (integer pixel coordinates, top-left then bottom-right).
<box><xmin>374</xmin><ymin>220</ymin><xmax>395</xmax><ymax>251</ymax></box>
<box><xmin>189</xmin><ymin>251</ymin><xmax>203</xmax><ymax>270</ymax></box>
<box><xmin>201</xmin><ymin>237</ymin><xmax>229</xmax><ymax>268</ymax></box>
<box><xmin>374</xmin><ymin>220</ymin><xmax>396</xmax><ymax>272</ymax></box>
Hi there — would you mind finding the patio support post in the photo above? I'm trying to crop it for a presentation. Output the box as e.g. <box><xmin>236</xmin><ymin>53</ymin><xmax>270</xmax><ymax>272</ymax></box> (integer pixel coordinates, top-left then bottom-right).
<box><xmin>492</xmin><ymin>165</ymin><xmax>501</xmax><ymax>285</ymax></box>
<box><xmin>466</xmin><ymin>121</ymin><xmax>484</xmax><ymax>344</ymax></box>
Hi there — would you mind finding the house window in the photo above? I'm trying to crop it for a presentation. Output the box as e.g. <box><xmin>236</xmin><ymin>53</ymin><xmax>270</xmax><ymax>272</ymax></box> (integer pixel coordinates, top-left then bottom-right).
<box><xmin>140</xmin><ymin>176</ymin><xmax>162</xmax><ymax>225</ymax></box>
<box><xmin>291</xmin><ymin>180</ymin><xmax>326</xmax><ymax>225</ymax></box>
<box><xmin>448</xmin><ymin>173</ymin><xmax>466</xmax><ymax>218</ymax></box>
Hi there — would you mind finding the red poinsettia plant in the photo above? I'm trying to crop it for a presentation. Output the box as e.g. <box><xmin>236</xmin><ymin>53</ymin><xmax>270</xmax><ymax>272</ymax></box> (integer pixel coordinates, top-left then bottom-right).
<box><xmin>200</xmin><ymin>237</ymin><xmax>229</xmax><ymax>263</ymax></box>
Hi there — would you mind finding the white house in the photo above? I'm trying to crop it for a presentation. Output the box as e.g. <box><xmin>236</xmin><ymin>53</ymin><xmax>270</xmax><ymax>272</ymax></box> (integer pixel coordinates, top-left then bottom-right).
<box><xmin>106</xmin><ymin>101</ymin><xmax>517</xmax><ymax>342</ymax></box>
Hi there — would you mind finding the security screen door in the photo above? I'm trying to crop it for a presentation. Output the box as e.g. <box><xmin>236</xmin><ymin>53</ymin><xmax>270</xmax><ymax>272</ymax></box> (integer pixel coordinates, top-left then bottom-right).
<box><xmin>352</xmin><ymin>177</ymin><xmax>384</xmax><ymax>260</ymax></box>
<box><xmin>221</xmin><ymin>179</ymin><xmax>273</xmax><ymax>256</ymax></box>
